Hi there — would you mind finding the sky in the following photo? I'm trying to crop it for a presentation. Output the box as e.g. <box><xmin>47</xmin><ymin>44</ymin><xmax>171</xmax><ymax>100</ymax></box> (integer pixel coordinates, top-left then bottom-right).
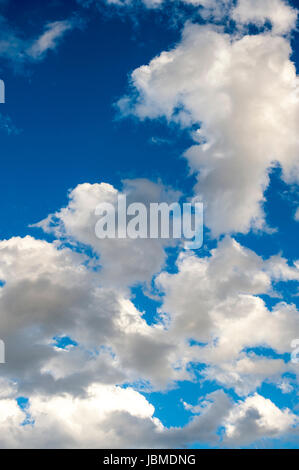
<box><xmin>0</xmin><ymin>0</ymin><xmax>299</xmax><ymax>449</ymax></box>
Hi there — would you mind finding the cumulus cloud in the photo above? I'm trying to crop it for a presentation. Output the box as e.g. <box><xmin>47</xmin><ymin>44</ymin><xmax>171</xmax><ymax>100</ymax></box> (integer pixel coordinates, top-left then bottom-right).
<box><xmin>156</xmin><ymin>237</ymin><xmax>299</xmax><ymax>394</ymax></box>
<box><xmin>224</xmin><ymin>393</ymin><xmax>297</xmax><ymax>446</ymax></box>
<box><xmin>0</xmin><ymin>385</ymin><xmax>163</xmax><ymax>448</ymax></box>
<box><xmin>1</xmin><ymin>215</ymin><xmax>297</xmax><ymax>405</ymax></box>
<box><xmin>0</xmin><ymin>234</ymin><xmax>196</xmax><ymax>394</ymax></box>
<box><xmin>183</xmin><ymin>391</ymin><xmax>298</xmax><ymax>447</ymax></box>
<box><xmin>0</xmin><ymin>213</ymin><xmax>298</xmax><ymax>446</ymax></box>
<box><xmin>4</xmin><ymin>228</ymin><xmax>294</xmax><ymax>399</ymax></box>
<box><xmin>0</xmin><ymin>385</ymin><xmax>224</xmax><ymax>448</ymax></box>
<box><xmin>0</xmin><ymin>382</ymin><xmax>295</xmax><ymax>448</ymax></box>
<box><xmin>232</xmin><ymin>0</ymin><xmax>298</xmax><ymax>35</ymax></box>
<box><xmin>118</xmin><ymin>20</ymin><xmax>299</xmax><ymax>236</ymax></box>
<box><xmin>0</xmin><ymin>0</ymin><xmax>298</xmax><ymax>449</ymax></box>
<box><xmin>33</xmin><ymin>179</ymin><xmax>181</xmax><ymax>288</ymax></box>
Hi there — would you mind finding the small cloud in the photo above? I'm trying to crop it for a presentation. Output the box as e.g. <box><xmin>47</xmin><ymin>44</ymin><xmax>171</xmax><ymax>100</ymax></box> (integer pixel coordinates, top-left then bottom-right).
<box><xmin>278</xmin><ymin>379</ymin><xmax>294</xmax><ymax>394</ymax></box>
<box><xmin>26</xmin><ymin>17</ymin><xmax>84</xmax><ymax>61</ymax></box>
<box><xmin>0</xmin><ymin>14</ymin><xmax>84</xmax><ymax>69</ymax></box>
<box><xmin>149</xmin><ymin>136</ymin><xmax>173</xmax><ymax>146</ymax></box>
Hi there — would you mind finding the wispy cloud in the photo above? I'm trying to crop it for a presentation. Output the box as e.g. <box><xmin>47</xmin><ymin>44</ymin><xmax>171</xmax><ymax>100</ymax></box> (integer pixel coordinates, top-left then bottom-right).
<box><xmin>26</xmin><ymin>19</ymin><xmax>79</xmax><ymax>61</ymax></box>
<box><xmin>0</xmin><ymin>14</ymin><xmax>83</xmax><ymax>69</ymax></box>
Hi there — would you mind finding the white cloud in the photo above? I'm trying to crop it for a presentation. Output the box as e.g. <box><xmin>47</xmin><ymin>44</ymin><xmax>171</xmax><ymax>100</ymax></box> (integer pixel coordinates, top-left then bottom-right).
<box><xmin>0</xmin><ymin>384</ymin><xmax>295</xmax><ymax>448</ymax></box>
<box><xmin>26</xmin><ymin>20</ymin><xmax>77</xmax><ymax>60</ymax></box>
<box><xmin>1</xmin><ymin>225</ymin><xmax>297</xmax><ymax>400</ymax></box>
<box><xmin>278</xmin><ymin>379</ymin><xmax>294</xmax><ymax>394</ymax></box>
<box><xmin>224</xmin><ymin>393</ymin><xmax>297</xmax><ymax>445</ymax></box>
<box><xmin>0</xmin><ymin>0</ymin><xmax>298</xmax><ymax>448</ymax></box>
<box><xmin>0</xmin><ymin>225</ymin><xmax>298</xmax><ymax>446</ymax></box>
<box><xmin>0</xmin><ymin>386</ymin><xmax>226</xmax><ymax>448</ymax></box>
<box><xmin>232</xmin><ymin>0</ymin><xmax>298</xmax><ymax>35</ymax></box>
<box><xmin>0</xmin><ymin>234</ymin><xmax>193</xmax><ymax>393</ymax></box>
<box><xmin>156</xmin><ymin>237</ymin><xmax>299</xmax><ymax>394</ymax></box>
<box><xmin>0</xmin><ymin>385</ymin><xmax>164</xmax><ymax>448</ymax></box>
<box><xmin>34</xmin><ymin>179</ymin><xmax>181</xmax><ymax>288</ymax></box>
<box><xmin>119</xmin><ymin>22</ymin><xmax>299</xmax><ymax>236</ymax></box>
<box><xmin>0</xmin><ymin>15</ymin><xmax>80</xmax><ymax>67</ymax></box>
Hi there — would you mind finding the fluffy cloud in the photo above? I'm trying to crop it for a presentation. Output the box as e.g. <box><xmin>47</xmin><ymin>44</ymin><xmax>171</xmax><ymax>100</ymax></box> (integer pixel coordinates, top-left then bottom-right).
<box><xmin>0</xmin><ymin>216</ymin><xmax>298</xmax><ymax>446</ymax></box>
<box><xmin>232</xmin><ymin>0</ymin><xmax>298</xmax><ymax>35</ymax></box>
<box><xmin>156</xmin><ymin>237</ymin><xmax>299</xmax><ymax>394</ymax></box>
<box><xmin>0</xmin><ymin>383</ymin><xmax>296</xmax><ymax>448</ymax></box>
<box><xmin>1</xmin><ymin>218</ymin><xmax>297</xmax><ymax>402</ymax></box>
<box><xmin>10</xmin><ymin>215</ymin><xmax>297</xmax><ymax>399</ymax></box>
<box><xmin>0</xmin><ymin>386</ymin><xmax>228</xmax><ymax>448</ymax></box>
<box><xmin>183</xmin><ymin>391</ymin><xmax>298</xmax><ymax>446</ymax></box>
<box><xmin>0</xmin><ymin>384</ymin><xmax>163</xmax><ymax>448</ymax></box>
<box><xmin>34</xmin><ymin>179</ymin><xmax>181</xmax><ymax>288</ymax></box>
<box><xmin>119</xmin><ymin>21</ymin><xmax>299</xmax><ymax>236</ymax></box>
<box><xmin>0</xmin><ymin>234</ymin><xmax>194</xmax><ymax>394</ymax></box>
<box><xmin>224</xmin><ymin>393</ymin><xmax>297</xmax><ymax>445</ymax></box>
<box><xmin>0</xmin><ymin>0</ymin><xmax>298</xmax><ymax>449</ymax></box>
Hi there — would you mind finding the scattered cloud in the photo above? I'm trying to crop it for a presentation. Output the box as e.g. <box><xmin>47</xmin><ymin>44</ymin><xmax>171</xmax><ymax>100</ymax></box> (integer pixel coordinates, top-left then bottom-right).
<box><xmin>0</xmin><ymin>0</ymin><xmax>298</xmax><ymax>450</ymax></box>
<box><xmin>224</xmin><ymin>393</ymin><xmax>297</xmax><ymax>446</ymax></box>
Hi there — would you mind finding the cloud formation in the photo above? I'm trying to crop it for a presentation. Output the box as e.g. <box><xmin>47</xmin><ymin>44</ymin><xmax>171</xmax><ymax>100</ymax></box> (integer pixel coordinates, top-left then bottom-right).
<box><xmin>0</xmin><ymin>15</ymin><xmax>81</xmax><ymax>68</ymax></box>
<box><xmin>232</xmin><ymin>0</ymin><xmax>298</xmax><ymax>35</ymax></box>
<box><xmin>34</xmin><ymin>179</ymin><xmax>181</xmax><ymax>288</ymax></box>
<box><xmin>118</xmin><ymin>20</ymin><xmax>299</xmax><ymax>236</ymax></box>
<box><xmin>0</xmin><ymin>0</ymin><xmax>298</xmax><ymax>450</ymax></box>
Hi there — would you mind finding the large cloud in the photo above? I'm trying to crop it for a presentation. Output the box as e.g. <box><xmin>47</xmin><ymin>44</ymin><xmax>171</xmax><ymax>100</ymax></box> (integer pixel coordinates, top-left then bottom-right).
<box><xmin>118</xmin><ymin>20</ymin><xmax>299</xmax><ymax>236</ymax></box>
<box><xmin>0</xmin><ymin>234</ymin><xmax>194</xmax><ymax>394</ymax></box>
<box><xmin>0</xmin><ymin>386</ymin><xmax>296</xmax><ymax>448</ymax></box>
<box><xmin>34</xmin><ymin>179</ymin><xmax>181</xmax><ymax>288</ymax></box>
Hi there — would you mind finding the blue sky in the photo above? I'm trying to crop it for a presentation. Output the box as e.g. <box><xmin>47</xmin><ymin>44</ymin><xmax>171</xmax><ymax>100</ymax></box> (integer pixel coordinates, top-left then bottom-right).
<box><xmin>1</xmin><ymin>1</ymin><xmax>192</xmax><ymax>239</ymax></box>
<box><xmin>0</xmin><ymin>0</ymin><xmax>299</xmax><ymax>449</ymax></box>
